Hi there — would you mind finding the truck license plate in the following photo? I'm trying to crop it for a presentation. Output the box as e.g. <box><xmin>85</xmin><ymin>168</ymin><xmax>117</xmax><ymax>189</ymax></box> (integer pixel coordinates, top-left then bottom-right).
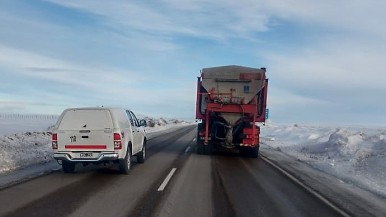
<box><xmin>79</xmin><ymin>152</ymin><xmax>93</xmax><ymax>158</ymax></box>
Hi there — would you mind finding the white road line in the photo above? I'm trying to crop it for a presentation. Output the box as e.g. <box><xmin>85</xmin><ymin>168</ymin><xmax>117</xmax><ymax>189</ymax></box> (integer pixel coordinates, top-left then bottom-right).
<box><xmin>185</xmin><ymin>146</ymin><xmax>191</xmax><ymax>153</ymax></box>
<box><xmin>157</xmin><ymin>168</ymin><xmax>177</xmax><ymax>191</ymax></box>
<box><xmin>260</xmin><ymin>155</ymin><xmax>351</xmax><ymax>217</ymax></box>
<box><xmin>193</xmin><ymin>138</ymin><xmax>196</xmax><ymax>142</ymax></box>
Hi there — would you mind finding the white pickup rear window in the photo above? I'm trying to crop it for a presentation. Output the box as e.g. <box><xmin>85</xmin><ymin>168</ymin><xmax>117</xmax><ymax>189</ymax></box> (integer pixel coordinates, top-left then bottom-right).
<box><xmin>58</xmin><ymin>109</ymin><xmax>113</xmax><ymax>130</ymax></box>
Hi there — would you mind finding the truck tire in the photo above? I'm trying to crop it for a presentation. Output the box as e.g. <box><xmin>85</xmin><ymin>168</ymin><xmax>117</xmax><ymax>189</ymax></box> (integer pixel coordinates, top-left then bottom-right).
<box><xmin>137</xmin><ymin>141</ymin><xmax>146</xmax><ymax>163</ymax></box>
<box><xmin>196</xmin><ymin>140</ymin><xmax>204</xmax><ymax>154</ymax></box>
<box><xmin>239</xmin><ymin>147</ymin><xmax>248</xmax><ymax>157</ymax></box>
<box><xmin>240</xmin><ymin>146</ymin><xmax>259</xmax><ymax>158</ymax></box>
<box><xmin>119</xmin><ymin>147</ymin><xmax>132</xmax><ymax>174</ymax></box>
<box><xmin>197</xmin><ymin>140</ymin><xmax>212</xmax><ymax>155</ymax></box>
<box><xmin>196</xmin><ymin>122</ymin><xmax>206</xmax><ymax>155</ymax></box>
<box><xmin>203</xmin><ymin>144</ymin><xmax>212</xmax><ymax>155</ymax></box>
<box><xmin>62</xmin><ymin>161</ymin><xmax>75</xmax><ymax>173</ymax></box>
<box><xmin>250</xmin><ymin>146</ymin><xmax>259</xmax><ymax>158</ymax></box>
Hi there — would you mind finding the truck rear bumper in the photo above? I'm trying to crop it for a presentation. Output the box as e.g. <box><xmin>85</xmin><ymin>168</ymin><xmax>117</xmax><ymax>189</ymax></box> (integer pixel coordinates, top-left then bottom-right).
<box><xmin>239</xmin><ymin>143</ymin><xmax>259</xmax><ymax>147</ymax></box>
<box><xmin>54</xmin><ymin>153</ymin><xmax>119</xmax><ymax>162</ymax></box>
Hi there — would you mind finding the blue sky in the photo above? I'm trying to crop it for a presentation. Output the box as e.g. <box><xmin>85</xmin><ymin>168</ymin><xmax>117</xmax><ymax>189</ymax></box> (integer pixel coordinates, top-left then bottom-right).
<box><xmin>0</xmin><ymin>0</ymin><xmax>385</xmax><ymax>125</ymax></box>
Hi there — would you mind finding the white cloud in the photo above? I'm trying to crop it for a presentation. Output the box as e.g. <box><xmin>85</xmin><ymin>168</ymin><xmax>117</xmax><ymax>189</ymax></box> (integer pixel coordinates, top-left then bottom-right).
<box><xmin>262</xmin><ymin>0</ymin><xmax>386</xmax><ymax>37</ymax></box>
<box><xmin>44</xmin><ymin>0</ymin><xmax>273</xmax><ymax>41</ymax></box>
<box><xmin>0</xmin><ymin>101</ymin><xmax>28</xmax><ymax>112</ymax></box>
<box><xmin>0</xmin><ymin>44</ymin><xmax>153</xmax><ymax>112</ymax></box>
<box><xmin>262</xmin><ymin>32</ymin><xmax>386</xmax><ymax>124</ymax></box>
<box><xmin>0</xmin><ymin>44</ymin><xmax>144</xmax><ymax>91</ymax></box>
<box><xmin>0</xmin><ymin>43</ymin><xmax>196</xmax><ymax>116</ymax></box>
<box><xmin>267</xmin><ymin>43</ymin><xmax>386</xmax><ymax>90</ymax></box>
<box><xmin>267</xmin><ymin>85</ymin><xmax>331</xmax><ymax>107</ymax></box>
<box><xmin>42</xmin><ymin>0</ymin><xmax>386</xmax><ymax>49</ymax></box>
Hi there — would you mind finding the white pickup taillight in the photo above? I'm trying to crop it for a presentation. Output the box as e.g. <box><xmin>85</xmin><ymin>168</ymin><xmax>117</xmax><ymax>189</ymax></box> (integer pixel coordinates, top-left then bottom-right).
<box><xmin>52</xmin><ymin>133</ymin><xmax>58</xmax><ymax>149</ymax></box>
<box><xmin>114</xmin><ymin>133</ymin><xmax>122</xmax><ymax>149</ymax></box>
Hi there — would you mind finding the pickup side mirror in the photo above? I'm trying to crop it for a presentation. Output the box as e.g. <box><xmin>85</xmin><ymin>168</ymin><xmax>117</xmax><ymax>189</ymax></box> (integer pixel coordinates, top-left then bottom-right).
<box><xmin>139</xmin><ymin>119</ymin><xmax>147</xmax><ymax>127</ymax></box>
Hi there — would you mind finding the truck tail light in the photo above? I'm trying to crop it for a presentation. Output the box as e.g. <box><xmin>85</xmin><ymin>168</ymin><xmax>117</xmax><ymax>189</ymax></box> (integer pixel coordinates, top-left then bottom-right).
<box><xmin>114</xmin><ymin>133</ymin><xmax>122</xmax><ymax>150</ymax></box>
<box><xmin>52</xmin><ymin>133</ymin><xmax>58</xmax><ymax>149</ymax></box>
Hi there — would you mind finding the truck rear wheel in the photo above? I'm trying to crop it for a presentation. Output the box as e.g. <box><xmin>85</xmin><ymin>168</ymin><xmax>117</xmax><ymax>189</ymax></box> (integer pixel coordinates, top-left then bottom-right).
<box><xmin>62</xmin><ymin>161</ymin><xmax>75</xmax><ymax>173</ymax></box>
<box><xmin>240</xmin><ymin>146</ymin><xmax>259</xmax><ymax>158</ymax></box>
<box><xmin>197</xmin><ymin>140</ymin><xmax>213</xmax><ymax>155</ymax></box>
<box><xmin>203</xmin><ymin>144</ymin><xmax>212</xmax><ymax>155</ymax></box>
<box><xmin>196</xmin><ymin>139</ymin><xmax>204</xmax><ymax>154</ymax></box>
<box><xmin>119</xmin><ymin>148</ymin><xmax>131</xmax><ymax>174</ymax></box>
<box><xmin>250</xmin><ymin>146</ymin><xmax>259</xmax><ymax>158</ymax></box>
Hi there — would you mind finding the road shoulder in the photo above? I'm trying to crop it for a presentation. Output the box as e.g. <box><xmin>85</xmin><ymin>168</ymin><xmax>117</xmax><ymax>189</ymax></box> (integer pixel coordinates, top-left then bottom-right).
<box><xmin>260</xmin><ymin>144</ymin><xmax>386</xmax><ymax>217</ymax></box>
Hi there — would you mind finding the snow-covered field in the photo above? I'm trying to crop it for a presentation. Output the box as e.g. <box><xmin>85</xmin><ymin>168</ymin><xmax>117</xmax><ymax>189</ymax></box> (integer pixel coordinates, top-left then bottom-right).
<box><xmin>0</xmin><ymin>116</ymin><xmax>192</xmax><ymax>175</ymax></box>
<box><xmin>261</xmin><ymin>122</ymin><xmax>386</xmax><ymax>197</ymax></box>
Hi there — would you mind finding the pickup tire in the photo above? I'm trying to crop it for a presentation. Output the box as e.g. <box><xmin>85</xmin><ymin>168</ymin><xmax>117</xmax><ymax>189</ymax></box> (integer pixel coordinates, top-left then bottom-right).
<box><xmin>137</xmin><ymin>141</ymin><xmax>146</xmax><ymax>163</ymax></box>
<box><xmin>119</xmin><ymin>147</ymin><xmax>131</xmax><ymax>174</ymax></box>
<box><xmin>62</xmin><ymin>161</ymin><xmax>75</xmax><ymax>173</ymax></box>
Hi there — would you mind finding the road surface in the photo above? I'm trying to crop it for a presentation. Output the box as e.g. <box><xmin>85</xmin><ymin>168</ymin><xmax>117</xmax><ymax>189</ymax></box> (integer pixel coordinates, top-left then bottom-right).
<box><xmin>0</xmin><ymin>125</ymin><xmax>385</xmax><ymax>217</ymax></box>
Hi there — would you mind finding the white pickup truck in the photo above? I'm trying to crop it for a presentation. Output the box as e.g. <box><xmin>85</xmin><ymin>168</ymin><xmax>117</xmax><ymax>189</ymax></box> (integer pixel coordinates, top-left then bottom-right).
<box><xmin>52</xmin><ymin>107</ymin><xmax>146</xmax><ymax>174</ymax></box>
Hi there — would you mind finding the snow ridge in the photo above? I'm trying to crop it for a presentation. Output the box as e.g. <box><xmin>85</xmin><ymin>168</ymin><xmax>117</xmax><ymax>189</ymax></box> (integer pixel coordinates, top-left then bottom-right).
<box><xmin>261</xmin><ymin>123</ymin><xmax>386</xmax><ymax>197</ymax></box>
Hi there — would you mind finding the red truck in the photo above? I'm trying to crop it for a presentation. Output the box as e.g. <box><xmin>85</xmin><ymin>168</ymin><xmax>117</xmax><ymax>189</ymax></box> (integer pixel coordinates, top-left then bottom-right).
<box><xmin>196</xmin><ymin>65</ymin><xmax>268</xmax><ymax>157</ymax></box>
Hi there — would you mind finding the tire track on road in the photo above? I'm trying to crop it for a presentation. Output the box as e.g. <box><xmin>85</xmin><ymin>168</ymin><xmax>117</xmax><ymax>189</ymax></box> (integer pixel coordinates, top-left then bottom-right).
<box><xmin>211</xmin><ymin>157</ymin><xmax>236</xmax><ymax>217</ymax></box>
<box><xmin>2</xmin><ymin>173</ymin><xmax>116</xmax><ymax>217</ymax></box>
<box><xmin>126</xmin><ymin>127</ymin><xmax>195</xmax><ymax>217</ymax></box>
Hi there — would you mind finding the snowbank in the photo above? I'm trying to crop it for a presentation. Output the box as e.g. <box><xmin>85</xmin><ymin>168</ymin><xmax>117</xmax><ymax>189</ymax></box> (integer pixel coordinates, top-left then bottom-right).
<box><xmin>261</xmin><ymin>123</ymin><xmax>386</xmax><ymax>197</ymax></box>
<box><xmin>0</xmin><ymin>132</ymin><xmax>52</xmax><ymax>174</ymax></box>
<box><xmin>141</xmin><ymin>116</ymin><xmax>191</xmax><ymax>134</ymax></box>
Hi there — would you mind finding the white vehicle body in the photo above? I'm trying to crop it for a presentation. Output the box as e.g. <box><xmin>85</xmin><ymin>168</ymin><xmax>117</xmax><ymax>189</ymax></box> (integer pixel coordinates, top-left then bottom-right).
<box><xmin>52</xmin><ymin>107</ymin><xmax>146</xmax><ymax>174</ymax></box>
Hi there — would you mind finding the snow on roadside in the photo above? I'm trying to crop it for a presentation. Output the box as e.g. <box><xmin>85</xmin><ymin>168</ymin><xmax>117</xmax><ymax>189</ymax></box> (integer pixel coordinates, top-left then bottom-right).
<box><xmin>0</xmin><ymin>132</ymin><xmax>52</xmax><ymax>174</ymax></box>
<box><xmin>0</xmin><ymin>117</ymin><xmax>193</xmax><ymax>175</ymax></box>
<box><xmin>141</xmin><ymin>116</ymin><xmax>191</xmax><ymax>134</ymax></box>
<box><xmin>261</xmin><ymin>123</ymin><xmax>386</xmax><ymax>197</ymax></box>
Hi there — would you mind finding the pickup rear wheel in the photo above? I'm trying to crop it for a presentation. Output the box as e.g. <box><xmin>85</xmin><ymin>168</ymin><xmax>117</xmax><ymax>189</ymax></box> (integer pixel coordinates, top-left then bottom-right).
<box><xmin>137</xmin><ymin>142</ymin><xmax>146</xmax><ymax>163</ymax></box>
<box><xmin>62</xmin><ymin>161</ymin><xmax>75</xmax><ymax>173</ymax></box>
<box><xmin>119</xmin><ymin>148</ymin><xmax>131</xmax><ymax>174</ymax></box>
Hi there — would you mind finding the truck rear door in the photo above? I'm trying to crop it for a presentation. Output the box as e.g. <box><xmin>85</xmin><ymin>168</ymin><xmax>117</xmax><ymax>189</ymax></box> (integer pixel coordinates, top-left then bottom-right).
<box><xmin>56</xmin><ymin>109</ymin><xmax>115</xmax><ymax>152</ymax></box>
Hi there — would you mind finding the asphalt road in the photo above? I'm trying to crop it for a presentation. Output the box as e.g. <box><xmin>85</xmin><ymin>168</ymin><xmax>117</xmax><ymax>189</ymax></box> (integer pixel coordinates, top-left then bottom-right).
<box><xmin>0</xmin><ymin>125</ymin><xmax>383</xmax><ymax>217</ymax></box>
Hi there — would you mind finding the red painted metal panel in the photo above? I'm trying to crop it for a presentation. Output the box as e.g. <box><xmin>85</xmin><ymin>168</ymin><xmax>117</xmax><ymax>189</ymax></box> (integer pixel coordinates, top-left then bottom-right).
<box><xmin>205</xmin><ymin>109</ymin><xmax>210</xmax><ymax>144</ymax></box>
<box><xmin>242</xmin><ymin>139</ymin><xmax>254</xmax><ymax>145</ymax></box>
<box><xmin>243</xmin><ymin>128</ymin><xmax>256</xmax><ymax>135</ymax></box>
<box><xmin>65</xmin><ymin>145</ymin><xmax>107</xmax><ymax>149</ymax></box>
<box><xmin>206</xmin><ymin>103</ymin><xmax>257</xmax><ymax>114</ymax></box>
<box><xmin>196</xmin><ymin>77</ymin><xmax>205</xmax><ymax>120</ymax></box>
<box><xmin>239</xmin><ymin>73</ymin><xmax>263</xmax><ymax>80</ymax></box>
<box><xmin>256</xmin><ymin>79</ymin><xmax>269</xmax><ymax>122</ymax></box>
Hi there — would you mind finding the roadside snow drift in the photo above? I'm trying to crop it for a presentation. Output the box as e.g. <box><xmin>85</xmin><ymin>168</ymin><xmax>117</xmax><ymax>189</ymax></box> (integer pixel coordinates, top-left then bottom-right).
<box><xmin>261</xmin><ymin>123</ymin><xmax>386</xmax><ymax>197</ymax></box>
<box><xmin>0</xmin><ymin>132</ymin><xmax>52</xmax><ymax>174</ymax></box>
